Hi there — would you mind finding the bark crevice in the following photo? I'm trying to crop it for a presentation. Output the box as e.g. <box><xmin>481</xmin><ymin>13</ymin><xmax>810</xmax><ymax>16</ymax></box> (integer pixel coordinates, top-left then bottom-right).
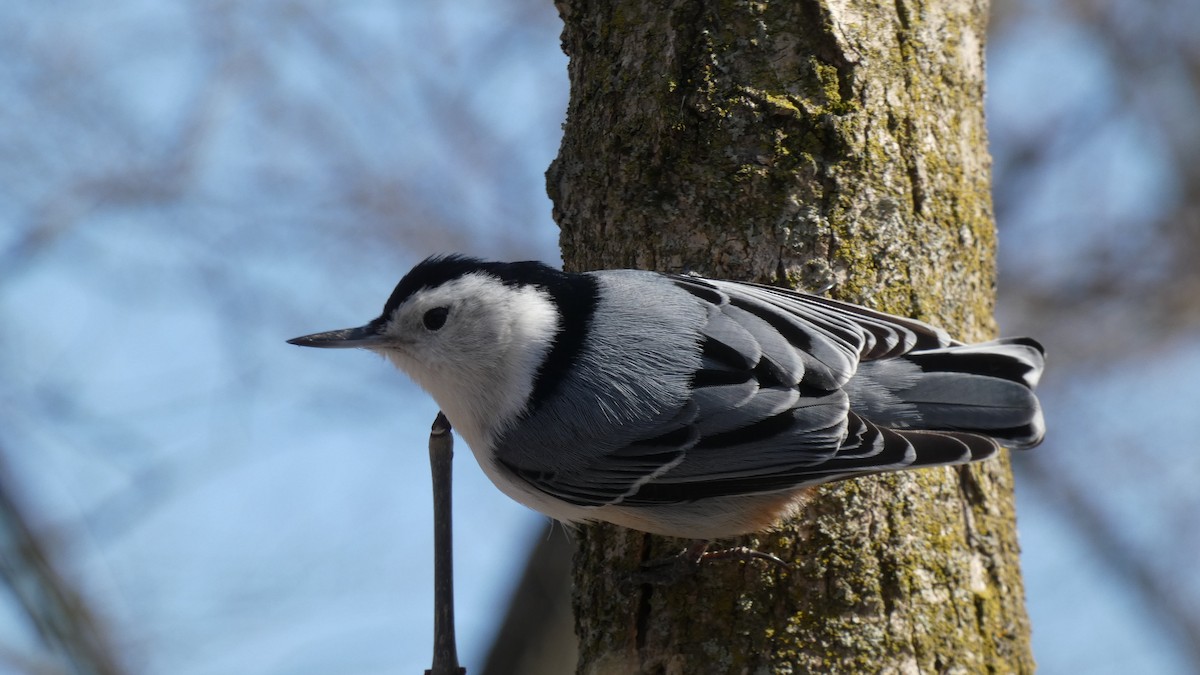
<box><xmin>553</xmin><ymin>0</ymin><xmax>1032</xmax><ymax>672</ymax></box>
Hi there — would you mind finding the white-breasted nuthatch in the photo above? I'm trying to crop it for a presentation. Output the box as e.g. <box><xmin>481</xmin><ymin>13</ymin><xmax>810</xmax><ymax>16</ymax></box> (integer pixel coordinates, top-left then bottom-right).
<box><xmin>289</xmin><ymin>255</ymin><xmax>1044</xmax><ymax>540</ymax></box>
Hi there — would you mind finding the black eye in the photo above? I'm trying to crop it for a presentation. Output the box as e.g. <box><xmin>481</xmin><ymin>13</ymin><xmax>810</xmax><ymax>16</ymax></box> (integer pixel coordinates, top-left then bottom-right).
<box><xmin>423</xmin><ymin>306</ymin><xmax>449</xmax><ymax>331</ymax></box>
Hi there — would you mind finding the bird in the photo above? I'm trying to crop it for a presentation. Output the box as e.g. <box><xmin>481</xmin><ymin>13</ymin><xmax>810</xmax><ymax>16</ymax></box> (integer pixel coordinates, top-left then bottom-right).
<box><xmin>288</xmin><ymin>254</ymin><xmax>1044</xmax><ymax>543</ymax></box>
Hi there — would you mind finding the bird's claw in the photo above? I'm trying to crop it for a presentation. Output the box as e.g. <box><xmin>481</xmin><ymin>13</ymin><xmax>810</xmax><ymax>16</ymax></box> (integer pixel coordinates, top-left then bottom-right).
<box><xmin>623</xmin><ymin>541</ymin><xmax>791</xmax><ymax>587</ymax></box>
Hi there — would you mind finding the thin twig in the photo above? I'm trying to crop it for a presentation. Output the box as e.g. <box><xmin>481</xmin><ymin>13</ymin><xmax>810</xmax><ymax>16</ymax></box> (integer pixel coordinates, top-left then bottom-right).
<box><xmin>425</xmin><ymin>412</ymin><xmax>465</xmax><ymax>675</ymax></box>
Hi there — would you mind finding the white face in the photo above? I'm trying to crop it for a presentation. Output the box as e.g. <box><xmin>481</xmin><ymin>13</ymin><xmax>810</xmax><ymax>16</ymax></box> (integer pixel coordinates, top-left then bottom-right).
<box><xmin>369</xmin><ymin>273</ymin><xmax>560</xmax><ymax>449</ymax></box>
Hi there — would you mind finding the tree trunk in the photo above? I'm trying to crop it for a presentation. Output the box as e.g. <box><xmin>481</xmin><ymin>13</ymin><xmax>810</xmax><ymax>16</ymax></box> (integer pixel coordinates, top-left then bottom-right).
<box><xmin>547</xmin><ymin>0</ymin><xmax>1034</xmax><ymax>673</ymax></box>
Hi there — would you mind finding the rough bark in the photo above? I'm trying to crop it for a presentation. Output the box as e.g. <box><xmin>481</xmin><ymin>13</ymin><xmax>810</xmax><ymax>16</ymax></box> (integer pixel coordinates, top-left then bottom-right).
<box><xmin>547</xmin><ymin>0</ymin><xmax>1034</xmax><ymax>673</ymax></box>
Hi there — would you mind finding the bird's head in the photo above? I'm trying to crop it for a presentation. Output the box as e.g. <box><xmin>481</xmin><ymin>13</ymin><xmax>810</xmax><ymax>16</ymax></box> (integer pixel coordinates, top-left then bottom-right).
<box><xmin>288</xmin><ymin>255</ymin><xmax>564</xmax><ymax>447</ymax></box>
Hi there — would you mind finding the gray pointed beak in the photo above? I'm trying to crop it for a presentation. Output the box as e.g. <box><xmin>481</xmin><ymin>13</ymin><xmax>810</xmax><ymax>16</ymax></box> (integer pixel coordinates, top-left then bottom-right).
<box><xmin>287</xmin><ymin>324</ymin><xmax>383</xmax><ymax>349</ymax></box>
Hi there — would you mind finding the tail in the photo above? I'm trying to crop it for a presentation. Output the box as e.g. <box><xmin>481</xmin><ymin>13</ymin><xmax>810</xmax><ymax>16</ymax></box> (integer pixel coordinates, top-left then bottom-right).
<box><xmin>846</xmin><ymin>337</ymin><xmax>1046</xmax><ymax>451</ymax></box>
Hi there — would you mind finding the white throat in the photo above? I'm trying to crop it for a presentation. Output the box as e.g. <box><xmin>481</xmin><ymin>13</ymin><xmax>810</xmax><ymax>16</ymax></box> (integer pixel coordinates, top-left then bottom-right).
<box><xmin>383</xmin><ymin>276</ymin><xmax>560</xmax><ymax>456</ymax></box>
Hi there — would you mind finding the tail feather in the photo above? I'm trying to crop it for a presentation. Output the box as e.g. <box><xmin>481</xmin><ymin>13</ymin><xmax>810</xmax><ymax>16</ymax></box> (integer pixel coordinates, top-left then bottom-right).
<box><xmin>811</xmin><ymin>422</ymin><xmax>1001</xmax><ymax>486</ymax></box>
<box><xmin>846</xmin><ymin>337</ymin><xmax>1045</xmax><ymax>451</ymax></box>
<box><xmin>906</xmin><ymin>338</ymin><xmax>1044</xmax><ymax>388</ymax></box>
<box><xmin>891</xmin><ymin>428</ymin><xmax>1000</xmax><ymax>465</ymax></box>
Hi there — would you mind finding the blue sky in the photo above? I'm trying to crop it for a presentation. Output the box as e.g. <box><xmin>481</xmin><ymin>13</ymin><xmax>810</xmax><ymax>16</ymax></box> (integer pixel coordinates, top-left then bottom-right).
<box><xmin>1</xmin><ymin>1</ymin><xmax>1196</xmax><ymax>673</ymax></box>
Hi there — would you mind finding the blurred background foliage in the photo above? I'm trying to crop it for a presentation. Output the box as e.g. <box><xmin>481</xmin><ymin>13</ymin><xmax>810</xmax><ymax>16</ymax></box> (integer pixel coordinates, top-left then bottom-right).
<box><xmin>0</xmin><ymin>0</ymin><xmax>1197</xmax><ymax>673</ymax></box>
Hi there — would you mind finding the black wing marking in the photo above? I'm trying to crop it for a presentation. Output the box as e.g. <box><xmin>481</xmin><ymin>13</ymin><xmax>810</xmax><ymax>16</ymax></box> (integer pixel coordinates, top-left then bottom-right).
<box><xmin>502</xmin><ymin>275</ymin><xmax>987</xmax><ymax>508</ymax></box>
<box><xmin>679</xmin><ymin>276</ymin><xmax>956</xmax><ymax>381</ymax></box>
<box><xmin>497</xmin><ymin>401</ymin><xmax>701</xmax><ymax>507</ymax></box>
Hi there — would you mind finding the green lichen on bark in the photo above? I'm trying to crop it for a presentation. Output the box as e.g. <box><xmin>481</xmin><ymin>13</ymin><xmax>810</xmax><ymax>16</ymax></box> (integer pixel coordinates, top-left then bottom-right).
<box><xmin>550</xmin><ymin>0</ymin><xmax>1033</xmax><ymax>672</ymax></box>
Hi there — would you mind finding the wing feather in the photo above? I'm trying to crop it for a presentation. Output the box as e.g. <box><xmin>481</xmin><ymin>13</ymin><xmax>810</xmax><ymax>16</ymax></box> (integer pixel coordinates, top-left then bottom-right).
<box><xmin>498</xmin><ymin>273</ymin><xmax>998</xmax><ymax>510</ymax></box>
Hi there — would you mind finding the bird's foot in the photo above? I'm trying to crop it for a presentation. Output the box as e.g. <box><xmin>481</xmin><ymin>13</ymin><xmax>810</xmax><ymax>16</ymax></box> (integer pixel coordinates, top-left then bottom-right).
<box><xmin>699</xmin><ymin>545</ymin><xmax>792</xmax><ymax>568</ymax></box>
<box><xmin>625</xmin><ymin>541</ymin><xmax>791</xmax><ymax>587</ymax></box>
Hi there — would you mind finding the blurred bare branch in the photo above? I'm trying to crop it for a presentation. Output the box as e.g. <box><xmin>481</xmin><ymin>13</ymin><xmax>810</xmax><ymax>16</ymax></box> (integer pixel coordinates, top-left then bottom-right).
<box><xmin>480</xmin><ymin>525</ymin><xmax>575</xmax><ymax>675</ymax></box>
<box><xmin>988</xmin><ymin>1</ymin><xmax>1200</xmax><ymax>670</ymax></box>
<box><xmin>0</xmin><ymin>2</ymin><xmax>565</xmax><ymax>670</ymax></box>
<box><xmin>994</xmin><ymin>0</ymin><xmax>1200</xmax><ymax>362</ymax></box>
<box><xmin>1018</xmin><ymin>454</ymin><xmax>1200</xmax><ymax>670</ymax></box>
<box><xmin>0</xmin><ymin>447</ymin><xmax>124</xmax><ymax>675</ymax></box>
